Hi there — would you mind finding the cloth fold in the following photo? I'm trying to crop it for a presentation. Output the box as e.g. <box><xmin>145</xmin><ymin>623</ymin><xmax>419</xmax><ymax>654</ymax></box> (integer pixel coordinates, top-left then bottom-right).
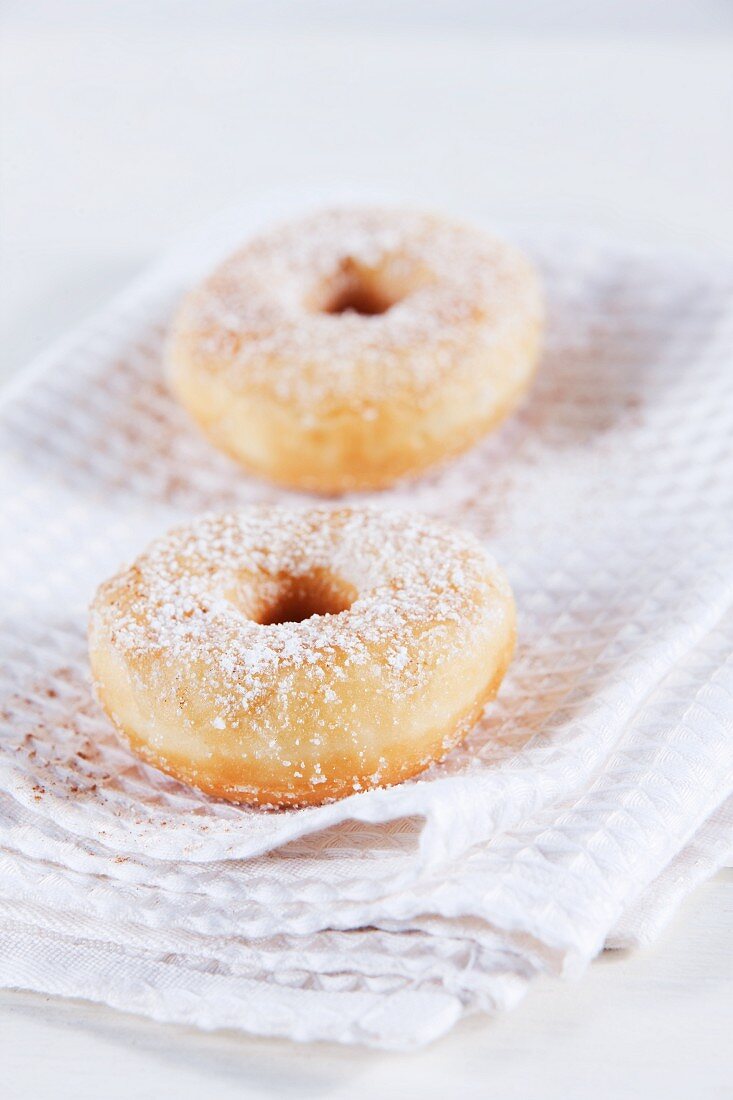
<box><xmin>0</xmin><ymin>200</ymin><xmax>731</xmax><ymax>1047</ymax></box>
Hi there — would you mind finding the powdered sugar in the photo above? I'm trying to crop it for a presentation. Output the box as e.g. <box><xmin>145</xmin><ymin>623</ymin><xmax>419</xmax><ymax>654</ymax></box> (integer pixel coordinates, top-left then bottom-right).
<box><xmin>170</xmin><ymin>208</ymin><xmax>541</xmax><ymax>411</ymax></box>
<box><xmin>92</xmin><ymin>507</ymin><xmax>505</xmax><ymax>715</ymax></box>
<box><xmin>89</xmin><ymin>507</ymin><xmax>512</xmax><ymax>802</ymax></box>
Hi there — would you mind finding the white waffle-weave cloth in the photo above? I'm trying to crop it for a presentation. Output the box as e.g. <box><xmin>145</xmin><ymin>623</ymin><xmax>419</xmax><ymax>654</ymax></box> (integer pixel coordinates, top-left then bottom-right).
<box><xmin>0</xmin><ymin>198</ymin><xmax>731</xmax><ymax>1047</ymax></box>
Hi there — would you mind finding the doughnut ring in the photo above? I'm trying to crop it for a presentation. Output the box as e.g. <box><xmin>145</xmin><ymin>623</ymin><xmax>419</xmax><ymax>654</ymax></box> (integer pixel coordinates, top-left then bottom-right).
<box><xmin>167</xmin><ymin>208</ymin><xmax>543</xmax><ymax>493</ymax></box>
<box><xmin>89</xmin><ymin>507</ymin><xmax>516</xmax><ymax>806</ymax></box>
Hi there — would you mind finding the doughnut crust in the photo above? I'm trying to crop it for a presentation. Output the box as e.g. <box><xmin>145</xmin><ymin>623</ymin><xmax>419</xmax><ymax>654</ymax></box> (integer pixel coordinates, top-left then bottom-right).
<box><xmin>167</xmin><ymin>208</ymin><xmax>543</xmax><ymax>493</ymax></box>
<box><xmin>89</xmin><ymin>507</ymin><xmax>516</xmax><ymax>806</ymax></box>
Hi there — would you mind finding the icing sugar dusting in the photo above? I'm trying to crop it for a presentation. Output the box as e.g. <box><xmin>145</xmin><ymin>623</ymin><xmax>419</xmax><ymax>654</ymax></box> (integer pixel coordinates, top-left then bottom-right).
<box><xmin>170</xmin><ymin>207</ymin><xmax>541</xmax><ymax>411</ymax></box>
<box><xmin>91</xmin><ymin>506</ymin><xmax>510</xmax><ymax>722</ymax></box>
<box><xmin>88</xmin><ymin>507</ymin><xmax>515</xmax><ymax>804</ymax></box>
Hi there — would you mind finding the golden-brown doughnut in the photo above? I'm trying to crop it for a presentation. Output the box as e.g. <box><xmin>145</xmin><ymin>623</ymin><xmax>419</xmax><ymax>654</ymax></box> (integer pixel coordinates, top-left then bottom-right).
<box><xmin>167</xmin><ymin>208</ymin><xmax>543</xmax><ymax>493</ymax></box>
<box><xmin>89</xmin><ymin>507</ymin><xmax>516</xmax><ymax>806</ymax></box>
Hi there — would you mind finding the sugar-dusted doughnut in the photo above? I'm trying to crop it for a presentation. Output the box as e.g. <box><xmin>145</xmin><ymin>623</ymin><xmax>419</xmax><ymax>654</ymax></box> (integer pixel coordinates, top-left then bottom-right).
<box><xmin>89</xmin><ymin>507</ymin><xmax>516</xmax><ymax>806</ymax></box>
<box><xmin>167</xmin><ymin>208</ymin><xmax>543</xmax><ymax>493</ymax></box>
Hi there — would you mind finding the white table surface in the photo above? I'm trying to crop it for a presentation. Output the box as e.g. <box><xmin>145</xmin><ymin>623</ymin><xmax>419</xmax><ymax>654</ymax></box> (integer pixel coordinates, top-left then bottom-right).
<box><xmin>1</xmin><ymin>4</ymin><xmax>732</xmax><ymax>1097</ymax></box>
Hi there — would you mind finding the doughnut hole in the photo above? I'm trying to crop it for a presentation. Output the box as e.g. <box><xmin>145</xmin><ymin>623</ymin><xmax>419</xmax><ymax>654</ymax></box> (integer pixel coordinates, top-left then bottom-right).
<box><xmin>227</xmin><ymin>569</ymin><xmax>357</xmax><ymax>626</ymax></box>
<box><xmin>310</xmin><ymin>257</ymin><xmax>410</xmax><ymax>317</ymax></box>
<box><xmin>322</xmin><ymin>276</ymin><xmax>396</xmax><ymax>317</ymax></box>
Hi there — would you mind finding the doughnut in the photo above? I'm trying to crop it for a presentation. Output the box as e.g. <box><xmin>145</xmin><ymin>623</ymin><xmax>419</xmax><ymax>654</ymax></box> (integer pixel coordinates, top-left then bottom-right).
<box><xmin>89</xmin><ymin>507</ymin><xmax>516</xmax><ymax>806</ymax></box>
<box><xmin>167</xmin><ymin>208</ymin><xmax>543</xmax><ymax>493</ymax></box>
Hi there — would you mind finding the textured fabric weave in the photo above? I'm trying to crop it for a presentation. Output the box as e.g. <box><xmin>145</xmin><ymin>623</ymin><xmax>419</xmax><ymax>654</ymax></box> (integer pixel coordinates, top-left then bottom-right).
<box><xmin>0</xmin><ymin>201</ymin><xmax>731</xmax><ymax>1047</ymax></box>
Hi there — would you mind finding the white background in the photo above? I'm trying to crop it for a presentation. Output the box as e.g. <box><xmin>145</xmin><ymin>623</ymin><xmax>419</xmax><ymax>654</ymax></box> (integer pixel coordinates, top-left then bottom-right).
<box><xmin>1</xmin><ymin>2</ymin><xmax>732</xmax><ymax>1097</ymax></box>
